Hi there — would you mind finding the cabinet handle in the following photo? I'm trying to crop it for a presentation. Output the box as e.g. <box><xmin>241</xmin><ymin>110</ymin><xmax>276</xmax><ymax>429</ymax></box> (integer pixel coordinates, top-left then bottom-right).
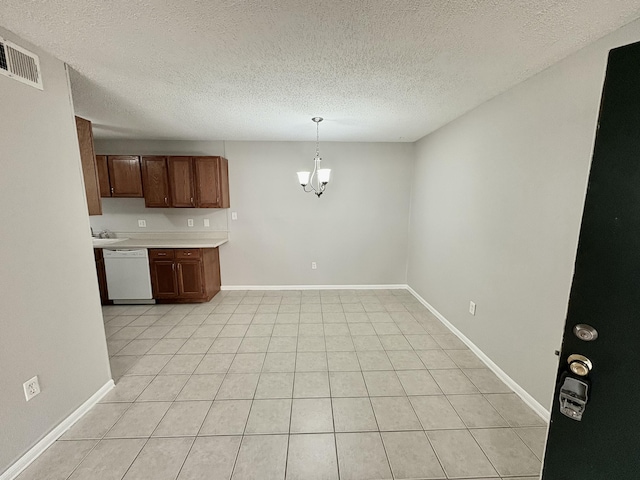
<box><xmin>158</xmin><ymin>253</ymin><xmax>167</xmax><ymax>256</ymax></box>
<box><xmin>164</xmin><ymin>197</ymin><xmax>168</xmax><ymax>205</ymax></box>
<box><xmin>172</xmin><ymin>264</ymin><xmax>175</xmax><ymax>271</ymax></box>
<box><xmin>190</xmin><ymin>197</ymin><xmax>194</xmax><ymax>204</ymax></box>
<box><xmin>110</xmin><ymin>186</ymin><xmax>114</xmax><ymax>194</ymax></box>
<box><xmin>185</xmin><ymin>252</ymin><xmax>191</xmax><ymax>256</ymax></box>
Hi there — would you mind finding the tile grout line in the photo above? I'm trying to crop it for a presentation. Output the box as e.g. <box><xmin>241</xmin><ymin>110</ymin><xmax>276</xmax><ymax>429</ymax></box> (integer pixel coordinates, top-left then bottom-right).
<box><xmin>380</xmin><ymin>320</ymin><xmax>444</xmax><ymax>480</ymax></box>
<box><xmin>171</xmin><ymin>298</ymin><xmax>245</xmax><ymax>480</ymax></box>
<box><xmin>213</xmin><ymin>291</ymin><xmax>252</xmax><ymax>480</ymax></box>
<box><xmin>322</xmin><ymin>306</ymin><xmax>342</xmax><ymax>480</ymax></box>
<box><xmin>107</xmin><ymin>298</ymin><xmax>195</xmax><ymax>480</ymax></box>
<box><xmin>139</xmin><ymin>316</ymin><xmax>217</xmax><ymax>480</ymax></box>
<box><xmin>282</xmin><ymin>293</ymin><xmax>299</xmax><ymax>480</ymax></box>
<box><xmin>60</xmin><ymin>438</ymin><xmax>105</xmax><ymax>480</ymax></box>
<box><xmin>229</xmin><ymin>291</ymin><xmax>281</xmax><ymax>479</ymax></box>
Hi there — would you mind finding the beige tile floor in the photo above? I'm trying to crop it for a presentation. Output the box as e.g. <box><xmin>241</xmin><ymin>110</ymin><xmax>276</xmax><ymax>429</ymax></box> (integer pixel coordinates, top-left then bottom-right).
<box><xmin>17</xmin><ymin>289</ymin><xmax>546</xmax><ymax>480</ymax></box>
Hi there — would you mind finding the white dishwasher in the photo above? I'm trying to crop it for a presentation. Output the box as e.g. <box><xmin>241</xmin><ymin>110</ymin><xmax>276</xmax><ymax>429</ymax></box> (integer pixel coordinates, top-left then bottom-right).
<box><xmin>103</xmin><ymin>249</ymin><xmax>154</xmax><ymax>304</ymax></box>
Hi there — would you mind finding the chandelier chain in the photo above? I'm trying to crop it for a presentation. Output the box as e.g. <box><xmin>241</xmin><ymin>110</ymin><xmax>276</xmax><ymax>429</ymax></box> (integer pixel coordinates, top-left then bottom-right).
<box><xmin>316</xmin><ymin>119</ymin><xmax>320</xmax><ymax>157</ymax></box>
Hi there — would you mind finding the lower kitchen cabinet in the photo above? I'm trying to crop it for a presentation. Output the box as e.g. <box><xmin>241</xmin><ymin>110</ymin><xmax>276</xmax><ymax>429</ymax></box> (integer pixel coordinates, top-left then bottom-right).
<box><xmin>150</xmin><ymin>258</ymin><xmax>178</xmax><ymax>297</ymax></box>
<box><xmin>149</xmin><ymin>248</ymin><xmax>220</xmax><ymax>302</ymax></box>
<box><xmin>94</xmin><ymin>249</ymin><xmax>111</xmax><ymax>305</ymax></box>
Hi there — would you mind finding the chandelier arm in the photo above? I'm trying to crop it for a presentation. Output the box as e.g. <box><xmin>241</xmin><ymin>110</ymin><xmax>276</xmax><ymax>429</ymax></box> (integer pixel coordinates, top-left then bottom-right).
<box><xmin>310</xmin><ymin>154</ymin><xmax>320</xmax><ymax>193</ymax></box>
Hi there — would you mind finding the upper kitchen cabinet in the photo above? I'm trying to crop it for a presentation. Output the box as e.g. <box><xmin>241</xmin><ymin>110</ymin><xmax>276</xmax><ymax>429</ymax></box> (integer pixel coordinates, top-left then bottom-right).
<box><xmin>194</xmin><ymin>156</ymin><xmax>230</xmax><ymax>208</ymax></box>
<box><xmin>95</xmin><ymin>155</ymin><xmax>112</xmax><ymax>197</ymax></box>
<box><xmin>107</xmin><ymin>156</ymin><xmax>144</xmax><ymax>197</ymax></box>
<box><xmin>99</xmin><ymin>154</ymin><xmax>229</xmax><ymax>207</ymax></box>
<box><xmin>168</xmin><ymin>156</ymin><xmax>196</xmax><ymax>207</ymax></box>
<box><xmin>141</xmin><ymin>156</ymin><xmax>170</xmax><ymax>207</ymax></box>
<box><xmin>145</xmin><ymin>156</ymin><xmax>230</xmax><ymax>208</ymax></box>
<box><xmin>75</xmin><ymin>116</ymin><xmax>102</xmax><ymax>215</ymax></box>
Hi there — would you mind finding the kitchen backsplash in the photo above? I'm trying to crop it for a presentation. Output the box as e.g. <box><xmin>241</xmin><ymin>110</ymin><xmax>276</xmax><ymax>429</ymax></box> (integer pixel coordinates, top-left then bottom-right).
<box><xmin>89</xmin><ymin>198</ymin><xmax>229</xmax><ymax>232</ymax></box>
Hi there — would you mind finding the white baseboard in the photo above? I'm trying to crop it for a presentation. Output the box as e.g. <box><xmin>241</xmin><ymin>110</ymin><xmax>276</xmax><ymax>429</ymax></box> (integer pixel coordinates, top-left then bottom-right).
<box><xmin>221</xmin><ymin>284</ymin><xmax>408</xmax><ymax>291</ymax></box>
<box><xmin>1</xmin><ymin>380</ymin><xmax>115</xmax><ymax>480</ymax></box>
<box><xmin>406</xmin><ymin>286</ymin><xmax>550</xmax><ymax>421</ymax></box>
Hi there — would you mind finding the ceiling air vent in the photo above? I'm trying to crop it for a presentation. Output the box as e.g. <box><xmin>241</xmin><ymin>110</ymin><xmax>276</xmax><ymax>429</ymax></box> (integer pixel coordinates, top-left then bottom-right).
<box><xmin>0</xmin><ymin>37</ymin><xmax>43</xmax><ymax>90</ymax></box>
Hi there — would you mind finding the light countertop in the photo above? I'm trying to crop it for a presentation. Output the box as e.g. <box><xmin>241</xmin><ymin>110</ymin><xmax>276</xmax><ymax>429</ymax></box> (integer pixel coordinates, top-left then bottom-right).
<box><xmin>92</xmin><ymin>231</ymin><xmax>228</xmax><ymax>249</ymax></box>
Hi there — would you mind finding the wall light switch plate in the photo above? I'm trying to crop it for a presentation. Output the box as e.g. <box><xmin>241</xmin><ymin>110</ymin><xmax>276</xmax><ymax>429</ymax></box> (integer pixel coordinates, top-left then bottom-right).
<box><xmin>188</xmin><ymin>219</ymin><xmax>194</xmax><ymax>227</ymax></box>
<box><xmin>138</xmin><ymin>219</ymin><xmax>146</xmax><ymax>228</ymax></box>
<box><xmin>23</xmin><ymin>376</ymin><xmax>40</xmax><ymax>402</ymax></box>
<box><xmin>469</xmin><ymin>301</ymin><xmax>476</xmax><ymax>316</ymax></box>
<box><xmin>204</xmin><ymin>219</ymin><xmax>210</xmax><ymax>227</ymax></box>
<box><xmin>311</xmin><ymin>262</ymin><xmax>317</xmax><ymax>270</ymax></box>
<box><xmin>231</xmin><ymin>212</ymin><xmax>238</xmax><ymax>221</ymax></box>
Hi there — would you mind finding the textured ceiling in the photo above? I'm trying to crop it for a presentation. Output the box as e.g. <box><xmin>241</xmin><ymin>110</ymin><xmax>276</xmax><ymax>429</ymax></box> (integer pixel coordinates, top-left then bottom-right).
<box><xmin>1</xmin><ymin>1</ymin><xmax>640</xmax><ymax>141</ymax></box>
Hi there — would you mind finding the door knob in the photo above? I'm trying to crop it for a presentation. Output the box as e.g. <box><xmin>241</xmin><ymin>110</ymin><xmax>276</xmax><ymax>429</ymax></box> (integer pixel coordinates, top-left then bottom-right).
<box><xmin>567</xmin><ymin>354</ymin><xmax>593</xmax><ymax>377</ymax></box>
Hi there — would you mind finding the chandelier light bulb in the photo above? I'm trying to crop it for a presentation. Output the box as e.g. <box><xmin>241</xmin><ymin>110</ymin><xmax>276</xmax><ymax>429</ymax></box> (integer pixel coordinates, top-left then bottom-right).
<box><xmin>318</xmin><ymin>168</ymin><xmax>331</xmax><ymax>184</ymax></box>
<box><xmin>297</xmin><ymin>171</ymin><xmax>311</xmax><ymax>186</ymax></box>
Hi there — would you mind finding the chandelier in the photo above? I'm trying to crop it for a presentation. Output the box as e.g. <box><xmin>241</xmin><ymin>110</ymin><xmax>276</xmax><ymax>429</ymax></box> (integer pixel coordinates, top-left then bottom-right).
<box><xmin>297</xmin><ymin>117</ymin><xmax>331</xmax><ymax>197</ymax></box>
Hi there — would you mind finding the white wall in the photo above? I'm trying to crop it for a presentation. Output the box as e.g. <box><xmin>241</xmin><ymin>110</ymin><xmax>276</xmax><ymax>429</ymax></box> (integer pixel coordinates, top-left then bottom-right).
<box><xmin>90</xmin><ymin>198</ymin><xmax>229</xmax><ymax>232</ymax></box>
<box><xmin>407</xmin><ymin>19</ymin><xmax>640</xmax><ymax>407</ymax></box>
<box><xmin>223</xmin><ymin>141</ymin><xmax>413</xmax><ymax>286</ymax></box>
<box><xmin>93</xmin><ymin>139</ymin><xmax>415</xmax><ymax>286</ymax></box>
<box><xmin>0</xmin><ymin>28</ymin><xmax>111</xmax><ymax>474</ymax></box>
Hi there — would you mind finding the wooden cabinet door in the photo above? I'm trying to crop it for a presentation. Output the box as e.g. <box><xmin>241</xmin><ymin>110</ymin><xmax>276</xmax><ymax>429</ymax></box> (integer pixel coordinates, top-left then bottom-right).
<box><xmin>96</xmin><ymin>258</ymin><xmax>109</xmax><ymax>304</ymax></box>
<box><xmin>218</xmin><ymin>157</ymin><xmax>230</xmax><ymax>208</ymax></box>
<box><xmin>202</xmin><ymin>247</ymin><xmax>221</xmax><ymax>299</ymax></box>
<box><xmin>142</xmin><ymin>156</ymin><xmax>170</xmax><ymax>207</ymax></box>
<box><xmin>150</xmin><ymin>260</ymin><xmax>178</xmax><ymax>298</ymax></box>
<box><xmin>94</xmin><ymin>249</ymin><xmax>110</xmax><ymax>305</ymax></box>
<box><xmin>108</xmin><ymin>156</ymin><xmax>143</xmax><ymax>197</ymax></box>
<box><xmin>168</xmin><ymin>157</ymin><xmax>195</xmax><ymax>207</ymax></box>
<box><xmin>176</xmin><ymin>260</ymin><xmax>204</xmax><ymax>297</ymax></box>
<box><xmin>193</xmin><ymin>156</ymin><xmax>230</xmax><ymax>208</ymax></box>
<box><xmin>75</xmin><ymin>116</ymin><xmax>102</xmax><ymax>215</ymax></box>
<box><xmin>194</xmin><ymin>156</ymin><xmax>220</xmax><ymax>207</ymax></box>
<box><xmin>96</xmin><ymin>155</ymin><xmax>112</xmax><ymax>197</ymax></box>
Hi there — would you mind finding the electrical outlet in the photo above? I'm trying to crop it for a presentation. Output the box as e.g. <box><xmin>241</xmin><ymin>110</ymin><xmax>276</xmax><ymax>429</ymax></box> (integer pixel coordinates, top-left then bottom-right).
<box><xmin>23</xmin><ymin>376</ymin><xmax>40</xmax><ymax>402</ymax></box>
<box><xmin>311</xmin><ymin>262</ymin><xmax>317</xmax><ymax>270</ymax></box>
<box><xmin>188</xmin><ymin>219</ymin><xmax>194</xmax><ymax>227</ymax></box>
<box><xmin>204</xmin><ymin>219</ymin><xmax>210</xmax><ymax>227</ymax></box>
<box><xmin>231</xmin><ymin>212</ymin><xmax>238</xmax><ymax>221</ymax></box>
<box><xmin>138</xmin><ymin>219</ymin><xmax>146</xmax><ymax>228</ymax></box>
<box><xmin>469</xmin><ymin>301</ymin><xmax>476</xmax><ymax>316</ymax></box>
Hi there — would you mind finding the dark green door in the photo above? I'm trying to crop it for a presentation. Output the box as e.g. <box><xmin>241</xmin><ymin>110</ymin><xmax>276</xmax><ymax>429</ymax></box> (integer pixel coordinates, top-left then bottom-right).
<box><xmin>542</xmin><ymin>41</ymin><xmax>640</xmax><ymax>478</ymax></box>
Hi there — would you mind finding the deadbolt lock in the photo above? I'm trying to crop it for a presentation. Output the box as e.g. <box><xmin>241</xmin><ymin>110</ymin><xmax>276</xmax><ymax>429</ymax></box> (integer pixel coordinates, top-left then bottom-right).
<box><xmin>573</xmin><ymin>324</ymin><xmax>599</xmax><ymax>341</ymax></box>
<box><xmin>567</xmin><ymin>354</ymin><xmax>592</xmax><ymax>377</ymax></box>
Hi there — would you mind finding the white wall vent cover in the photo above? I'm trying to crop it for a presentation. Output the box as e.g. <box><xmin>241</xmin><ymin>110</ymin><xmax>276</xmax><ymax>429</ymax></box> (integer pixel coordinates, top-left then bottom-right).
<box><xmin>0</xmin><ymin>37</ymin><xmax>43</xmax><ymax>90</ymax></box>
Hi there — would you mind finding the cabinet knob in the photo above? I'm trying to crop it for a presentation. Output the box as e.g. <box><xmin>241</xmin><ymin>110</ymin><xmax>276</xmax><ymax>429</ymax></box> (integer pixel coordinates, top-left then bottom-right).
<box><xmin>190</xmin><ymin>197</ymin><xmax>194</xmax><ymax>204</ymax></box>
<box><xmin>164</xmin><ymin>197</ymin><xmax>168</xmax><ymax>205</ymax></box>
<box><xmin>110</xmin><ymin>187</ymin><xmax>114</xmax><ymax>194</ymax></box>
